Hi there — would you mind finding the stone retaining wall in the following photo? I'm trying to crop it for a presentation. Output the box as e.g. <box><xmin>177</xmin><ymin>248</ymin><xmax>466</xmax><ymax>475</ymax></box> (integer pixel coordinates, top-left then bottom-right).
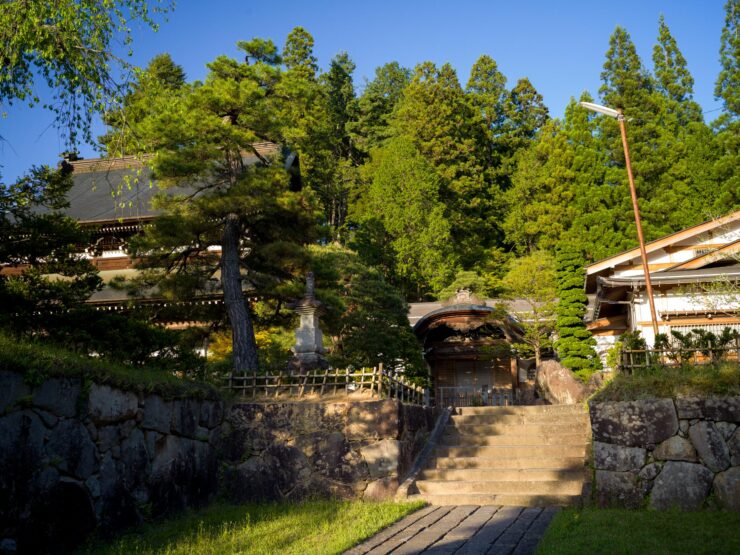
<box><xmin>0</xmin><ymin>370</ymin><xmax>224</xmax><ymax>553</ymax></box>
<box><xmin>590</xmin><ymin>397</ymin><xmax>739</xmax><ymax>510</ymax></box>
<box><xmin>220</xmin><ymin>400</ymin><xmax>438</xmax><ymax>502</ymax></box>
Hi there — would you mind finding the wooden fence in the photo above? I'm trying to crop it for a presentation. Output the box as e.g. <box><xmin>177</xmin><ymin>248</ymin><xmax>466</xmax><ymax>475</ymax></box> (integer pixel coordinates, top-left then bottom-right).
<box><xmin>226</xmin><ymin>363</ymin><xmax>428</xmax><ymax>405</ymax></box>
<box><xmin>620</xmin><ymin>345</ymin><xmax>740</xmax><ymax>374</ymax></box>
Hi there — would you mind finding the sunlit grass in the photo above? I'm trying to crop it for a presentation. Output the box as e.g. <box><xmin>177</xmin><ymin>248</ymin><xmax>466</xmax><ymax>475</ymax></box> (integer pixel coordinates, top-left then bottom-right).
<box><xmin>79</xmin><ymin>500</ymin><xmax>424</xmax><ymax>555</ymax></box>
<box><xmin>591</xmin><ymin>362</ymin><xmax>740</xmax><ymax>402</ymax></box>
<box><xmin>537</xmin><ymin>508</ymin><xmax>740</xmax><ymax>555</ymax></box>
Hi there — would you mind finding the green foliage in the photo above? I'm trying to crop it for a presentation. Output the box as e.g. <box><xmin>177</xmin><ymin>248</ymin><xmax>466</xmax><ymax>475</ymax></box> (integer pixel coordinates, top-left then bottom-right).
<box><xmin>352</xmin><ymin>136</ymin><xmax>458</xmax><ymax>297</ymax></box>
<box><xmin>0</xmin><ymin>333</ymin><xmax>220</xmax><ymax>400</ymax></box>
<box><xmin>0</xmin><ymin>0</ymin><xmax>171</xmax><ymax>144</ymax></box>
<box><xmin>716</xmin><ymin>0</ymin><xmax>740</xmax><ymax>119</ymax></box>
<box><xmin>605</xmin><ymin>340</ymin><xmax>623</xmax><ymax>372</ymax></box>
<box><xmin>80</xmin><ymin>500</ymin><xmax>424</xmax><ymax>555</ymax></box>
<box><xmin>554</xmin><ymin>245</ymin><xmax>601</xmax><ymax>379</ymax></box>
<box><xmin>310</xmin><ymin>244</ymin><xmax>426</xmax><ymax>380</ymax></box>
<box><xmin>0</xmin><ymin>166</ymin><xmax>102</xmax><ymax>334</ymax></box>
<box><xmin>437</xmin><ymin>270</ymin><xmax>490</xmax><ymax>301</ymax></box>
<box><xmin>502</xmin><ymin>252</ymin><xmax>557</xmax><ymax>365</ymax></box>
<box><xmin>100</xmin><ymin>53</ymin><xmax>187</xmax><ymax>156</ymax></box>
<box><xmin>591</xmin><ymin>362</ymin><xmax>740</xmax><ymax>402</ymax></box>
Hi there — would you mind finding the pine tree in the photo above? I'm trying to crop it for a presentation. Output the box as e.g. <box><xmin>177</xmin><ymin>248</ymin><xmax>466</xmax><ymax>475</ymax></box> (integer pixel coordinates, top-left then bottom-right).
<box><xmin>282</xmin><ymin>26</ymin><xmax>318</xmax><ymax>80</ymax></box>
<box><xmin>129</xmin><ymin>39</ymin><xmax>318</xmax><ymax>374</ymax></box>
<box><xmin>554</xmin><ymin>244</ymin><xmax>601</xmax><ymax>379</ymax></box>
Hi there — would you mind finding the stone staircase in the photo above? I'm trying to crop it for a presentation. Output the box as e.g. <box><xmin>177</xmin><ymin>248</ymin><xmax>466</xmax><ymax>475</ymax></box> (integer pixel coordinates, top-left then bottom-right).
<box><xmin>407</xmin><ymin>404</ymin><xmax>591</xmax><ymax>506</ymax></box>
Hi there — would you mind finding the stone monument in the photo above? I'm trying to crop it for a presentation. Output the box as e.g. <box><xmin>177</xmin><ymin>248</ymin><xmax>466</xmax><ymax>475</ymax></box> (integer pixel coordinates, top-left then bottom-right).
<box><xmin>288</xmin><ymin>272</ymin><xmax>327</xmax><ymax>374</ymax></box>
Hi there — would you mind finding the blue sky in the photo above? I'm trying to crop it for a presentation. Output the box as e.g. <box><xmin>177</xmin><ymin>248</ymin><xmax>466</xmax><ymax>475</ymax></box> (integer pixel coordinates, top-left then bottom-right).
<box><xmin>0</xmin><ymin>0</ymin><xmax>728</xmax><ymax>181</ymax></box>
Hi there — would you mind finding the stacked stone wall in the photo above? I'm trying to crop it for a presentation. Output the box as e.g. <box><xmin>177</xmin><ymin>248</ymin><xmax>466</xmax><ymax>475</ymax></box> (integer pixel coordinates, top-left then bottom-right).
<box><xmin>221</xmin><ymin>400</ymin><xmax>438</xmax><ymax>502</ymax></box>
<box><xmin>590</xmin><ymin>397</ymin><xmax>739</xmax><ymax>510</ymax></box>
<box><xmin>0</xmin><ymin>370</ymin><xmax>224</xmax><ymax>553</ymax></box>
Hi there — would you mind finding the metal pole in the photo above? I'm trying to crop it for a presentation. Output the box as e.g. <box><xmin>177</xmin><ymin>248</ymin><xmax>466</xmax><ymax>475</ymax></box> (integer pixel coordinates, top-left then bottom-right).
<box><xmin>617</xmin><ymin>112</ymin><xmax>660</xmax><ymax>339</ymax></box>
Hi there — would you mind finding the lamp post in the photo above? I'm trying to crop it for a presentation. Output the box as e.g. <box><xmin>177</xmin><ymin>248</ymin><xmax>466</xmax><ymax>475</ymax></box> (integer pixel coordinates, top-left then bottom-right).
<box><xmin>579</xmin><ymin>101</ymin><xmax>660</xmax><ymax>339</ymax></box>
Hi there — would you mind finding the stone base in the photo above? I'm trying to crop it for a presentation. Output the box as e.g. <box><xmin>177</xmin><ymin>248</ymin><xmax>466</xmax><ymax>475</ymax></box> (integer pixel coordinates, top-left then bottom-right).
<box><xmin>287</xmin><ymin>353</ymin><xmax>328</xmax><ymax>375</ymax></box>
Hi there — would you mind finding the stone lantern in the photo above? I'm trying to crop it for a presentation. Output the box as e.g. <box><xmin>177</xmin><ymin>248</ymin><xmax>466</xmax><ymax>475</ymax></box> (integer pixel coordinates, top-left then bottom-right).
<box><xmin>288</xmin><ymin>272</ymin><xmax>327</xmax><ymax>374</ymax></box>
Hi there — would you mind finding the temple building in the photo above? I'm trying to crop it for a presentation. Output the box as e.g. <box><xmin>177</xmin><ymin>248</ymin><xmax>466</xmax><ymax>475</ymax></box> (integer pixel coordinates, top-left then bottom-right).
<box><xmin>585</xmin><ymin>210</ymin><xmax>740</xmax><ymax>363</ymax></box>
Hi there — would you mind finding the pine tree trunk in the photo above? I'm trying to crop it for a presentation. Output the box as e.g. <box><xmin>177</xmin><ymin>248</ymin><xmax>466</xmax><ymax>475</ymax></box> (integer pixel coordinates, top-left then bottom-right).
<box><xmin>221</xmin><ymin>213</ymin><xmax>259</xmax><ymax>374</ymax></box>
<box><xmin>535</xmin><ymin>347</ymin><xmax>541</xmax><ymax>368</ymax></box>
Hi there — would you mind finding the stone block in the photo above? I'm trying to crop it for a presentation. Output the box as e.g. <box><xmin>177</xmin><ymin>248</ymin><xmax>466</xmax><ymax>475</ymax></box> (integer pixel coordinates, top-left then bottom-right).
<box><xmin>142</xmin><ymin>395</ymin><xmax>171</xmax><ymax>434</ymax></box>
<box><xmin>32</xmin><ymin>378</ymin><xmax>81</xmax><ymax>418</ymax></box>
<box><xmin>595</xmin><ymin>470</ymin><xmax>642</xmax><ymax>508</ymax></box>
<box><xmin>637</xmin><ymin>462</ymin><xmax>661</xmax><ymax>484</ymax></box>
<box><xmin>347</xmin><ymin>400</ymin><xmax>400</xmax><ymax>440</ymax></box>
<box><xmin>649</xmin><ymin>461</ymin><xmax>713</xmax><ymax>510</ymax></box>
<box><xmin>689</xmin><ymin>421</ymin><xmax>731</xmax><ymax>472</ymax></box>
<box><xmin>716</xmin><ymin>422</ymin><xmax>737</xmax><ymax>440</ymax></box>
<box><xmin>675</xmin><ymin>397</ymin><xmax>740</xmax><ymax>422</ymax></box>
<box><xmin>593</xmin><ymin>442</ymin><xmax>646</xmax><ymax>471</ymax></box>
<box><xmin>653</xmin><ymin>436</ymin><xmax>698</xmax><ymax>462</ymax></box>
<box><xmin>88</xmin><ymin>385</ymin><xmax>138</xmax><ymax>424</ymax></box>
<box><xmin>729</xmin><ymin>429</ymin><xmax>740</xmax><ymax>466</ymax></box>
<box><xmin>199</xmin><ymin>400</ymin><xmax>223</xmax><ymax>428</ymax></box>
<box><xmin>45</xmin><ymin>419</ymin><xmax>99</xmax><ymax>480</ymax></box>
<box><xmin>536</xmin><ymin>360</ymin><xmax>588</xmax><ymax>405</ymax></box>
<box><xmin>0</xmin><ymin>370</ymin><xmax>30</xmax><ymax>413</ymax></box>
<box><xmin>170</xmin><ymin>399</ymin><xmax>198</xmax><ymax>438</ymax></box>
<box><xmin>363</xmin><ymin>477</ymin><xmax>399</xmax><ymax>501</ymax></box>
<box><xmin>590</xmin><ymin>399</ymin><xmax>678</xmax><ymax>447</ymax></box>
<box><xmin>360</xmin><ymin>439</ymin><xmax>401</xmax><ymax>479</ymax></box>
<box><xmin>712</xmin><ymin>466</ymin><xmax>740</xmax><ymax>511</ymax></box>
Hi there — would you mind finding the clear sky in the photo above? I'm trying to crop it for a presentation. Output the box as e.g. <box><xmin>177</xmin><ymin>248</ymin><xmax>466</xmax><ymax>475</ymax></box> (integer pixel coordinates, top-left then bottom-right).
<box><xmin>0</xmin><ymin>0</ymin><xmax>728</xmax><ymax>182</ymax></box>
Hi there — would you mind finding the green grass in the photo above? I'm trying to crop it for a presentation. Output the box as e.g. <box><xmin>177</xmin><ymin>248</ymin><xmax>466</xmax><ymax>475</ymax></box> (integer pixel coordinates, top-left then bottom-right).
<box><xmin>0</xmin><ymin>333</ymin><xmax>221</xmax><ymax>400</ymax></box>
<box><xmin>591</xmin><ymin>362</ymin><xmax>740</xmax><ymax>402</ymax></box>
<box><xmin>537</xmin><ymin>508</ymin><xmax>740</xmax><ymax>555</ymax></box>
<box><xmin>78</xmin><ymin>500</ymin><xmax>424</xmax><ymax>555</ymax></box>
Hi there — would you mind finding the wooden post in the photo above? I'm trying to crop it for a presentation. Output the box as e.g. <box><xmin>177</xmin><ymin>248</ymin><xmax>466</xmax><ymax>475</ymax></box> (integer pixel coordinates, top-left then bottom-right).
<box><xmin>319</xmin><ymin>368</ymin><xmax>328</xmax><ymax>396</ymax></box>
<box><xmin>378</xmin><ymin>363</ymin><xmax>384</xmax><ymax>399</ymax></box>
<box><xmin>252</xmin><ymin>370</ymin><xmax>257</xmax><ymax>399</ymax></box>
<box><xmin>345</xmin><ymin>367</ymin><xmax>350</xmax><ymax>397</ymax></box>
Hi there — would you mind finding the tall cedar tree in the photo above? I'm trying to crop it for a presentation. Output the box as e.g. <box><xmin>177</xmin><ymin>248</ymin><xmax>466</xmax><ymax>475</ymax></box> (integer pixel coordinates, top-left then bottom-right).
<box><xmin>713</xmin><ymin>1</ymin><xmax>740</xmax><ymax>211</ymax></box>
<box><xmin>349</xmin><ymin>62</ymin><xmax>411</xmax><ymax>154</ymax></box>
<box><xmin>128</xmin><ymin>38</ymin><xmax>317</xmax><ymax>374</ymax></box>
<box><xmin>99</xmin><ymin>53</ymin><xmax>187</xmax><ymax>156</ymax></box>
<box><xmin>554</xmin><ymin>245</ymin><xmax>601</xmax><ymax>379</ymax></box>
<box><xmin>390</xmin><ymin>62</ymin><xmax>497</xmax><ymax>272</ymax></box>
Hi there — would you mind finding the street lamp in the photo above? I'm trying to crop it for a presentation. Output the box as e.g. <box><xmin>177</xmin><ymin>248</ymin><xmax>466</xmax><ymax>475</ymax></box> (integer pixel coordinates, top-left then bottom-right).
<box><xmin>579</xmin><ymin>101</ymin><xmax>660</xmax><ymax>339</ymax></box>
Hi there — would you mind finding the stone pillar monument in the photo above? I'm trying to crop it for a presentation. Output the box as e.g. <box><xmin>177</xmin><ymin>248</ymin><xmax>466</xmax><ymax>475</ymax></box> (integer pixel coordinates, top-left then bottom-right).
<box><xmin>289</xmin><ymin>272</ymin><xmax>327</xmax><ymax>374</ymax></box>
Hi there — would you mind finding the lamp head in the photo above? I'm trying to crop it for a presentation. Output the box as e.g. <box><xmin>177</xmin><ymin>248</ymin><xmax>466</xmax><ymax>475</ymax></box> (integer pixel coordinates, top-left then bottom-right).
<box><xmin>579</xmin><ymin>101</ymin><xmax>621</xmax><ymax>119</ymax></box>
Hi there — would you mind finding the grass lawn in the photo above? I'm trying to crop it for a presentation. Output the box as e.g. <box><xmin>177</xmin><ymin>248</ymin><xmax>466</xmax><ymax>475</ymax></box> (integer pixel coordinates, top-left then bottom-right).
<box><xmin>537</xmin><ymin>508</ymin><xmax>740</xmax><ymax>555</ymax></box>
<box><xmin>79</xmin><ymin>500</ymin><xmax>424</xmax><ymax>555</ymax></box>
<box><xmin>591</xmin><ymin>362</ymin><xmax>740</xmax><ymax>402</ymax></box>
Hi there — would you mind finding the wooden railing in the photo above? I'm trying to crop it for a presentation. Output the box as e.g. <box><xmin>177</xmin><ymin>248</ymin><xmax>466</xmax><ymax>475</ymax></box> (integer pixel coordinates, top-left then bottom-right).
<box><xmin>226</xmin><ymin>364</ymin><xmax>429</xmax><ymax>405</ymax></box>
<box><xmin>436</xmin><ymin>386</ymin><xmax>514</xmax><ymax>408</ymax></box>
<box><xmin>620</xmin><ymin>345</ymin><xmax>740</xmax><ymax>374</ymax></box>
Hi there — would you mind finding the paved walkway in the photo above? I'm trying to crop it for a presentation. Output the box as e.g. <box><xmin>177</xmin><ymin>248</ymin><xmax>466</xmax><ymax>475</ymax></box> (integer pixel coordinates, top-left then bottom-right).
<box><xmin>346</xmin><ymin>505</ymin><xmax>558</xmax><ymax>555</ymax></box>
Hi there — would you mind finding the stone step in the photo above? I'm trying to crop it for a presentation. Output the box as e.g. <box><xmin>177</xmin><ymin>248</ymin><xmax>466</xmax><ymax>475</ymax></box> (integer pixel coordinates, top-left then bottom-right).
<box><xmin>450</xmin><ymin>413</ymin><xmax>589</xmax><ymax>426</ymax></box>
<box><xmin>418</xmin><ymin>467</ymin><xmax>586</xmax><ymax>482</ymax></box>
<box><xmin>440</xmin><ymin>432</ymin><xmax>588</xmax><ymax>446</ymax></box>
<box><xmin>446</xmin><ymin>422</ymin><xmax>590</xmax><ymax>436</ymax></box>
<box><xmin>407</xmin><ymin>492</ymin><xmax>583</xmax><ymax>507</ymax></box>
<box><xmin>435</xmin><ymin>444</ymin><xmax>588</xmax><ymax>459</ymax></box>
<box><xmin>432</xmin><ymin>456</ymin><xmax>587</xmax><ymax>471</ymax></box>
<box><xmin>416</xmin><ymin>479</ymin><xmax>585</xmax><ymax>495</ymax></box>
<box><xmin>456</xmin><ymin>405</ymin><xmax>587</xmax><ymax>416</ymax></box>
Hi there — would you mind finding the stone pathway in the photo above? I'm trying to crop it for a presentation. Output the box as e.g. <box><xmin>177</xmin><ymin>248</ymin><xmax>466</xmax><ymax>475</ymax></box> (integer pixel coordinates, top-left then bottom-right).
<box><xmin>345</xmin><ymin>505</ymin><xmax>558</xmax><ymax>555</ymax></box>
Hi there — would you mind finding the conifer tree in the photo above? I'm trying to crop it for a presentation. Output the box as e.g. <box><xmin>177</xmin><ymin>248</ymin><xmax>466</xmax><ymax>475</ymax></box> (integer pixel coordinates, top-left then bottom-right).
<box><xmin>652</xmin><ymin>16</ymin><xmax>702</xmax><ymax>125</ymax></box>
<box><xmin>390</xmin><ymin>62</ymin><xmax>498</xmax><ymax>268</ymax></box>
<box><xmin>350</xmin><ymin>62</ymin><xmax>411</xmax><ymax>154</ymax></box>
<box><xmin>554</xmin><ymin>244</ymin><xmax>601</xmax><ymax>379</ymax></box>
<box><xmin>129</xmin><ymin>38</ymin><xmax>317</xmax><ymax>374</ymax></box>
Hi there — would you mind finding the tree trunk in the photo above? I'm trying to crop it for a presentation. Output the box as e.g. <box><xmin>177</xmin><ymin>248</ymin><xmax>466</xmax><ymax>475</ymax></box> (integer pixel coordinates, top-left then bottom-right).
<box><xmin>221</xmin><ymin>213</ymin><xmax>259</xmax><ymax>374</ymax></box>
<box><xmin>535</xmin><ymin>346</ymin><xmax>541</xmax><ymax>368</ymax></box>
